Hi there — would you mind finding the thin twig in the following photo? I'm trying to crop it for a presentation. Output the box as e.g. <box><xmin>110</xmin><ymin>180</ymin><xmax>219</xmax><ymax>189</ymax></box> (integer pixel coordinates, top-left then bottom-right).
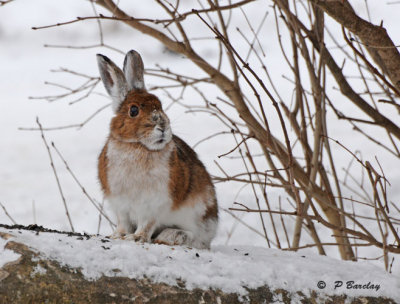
<box><xmin>51</xmin><ymin>142</ymin><xmax>115</xmax><ymax>227</ymax></box>
<box><xmin>0</xmin><ymin>202</ymin><xmax>17</xmax><ymax>225</ymax></box>
<box><xmin>36</xmin><ymin>118</ymin><xmax>75</xmax><ymax>232</ymax></box>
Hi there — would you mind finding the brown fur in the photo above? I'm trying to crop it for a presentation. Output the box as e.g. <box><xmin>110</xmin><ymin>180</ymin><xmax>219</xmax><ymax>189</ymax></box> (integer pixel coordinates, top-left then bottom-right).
<box><xmin>98</xmin><ymin>144</ymin><xmax>110</xmax><ymax>196</ymax></box>
<box><xmin>203</xmin><ymin>199</ymin><xmax>218</xmax><ymax>220</ymax></box>
<box><xmin>169</xmin><ymin>136</ymin><xmax>215</xmax><ymax>211</ymax></box>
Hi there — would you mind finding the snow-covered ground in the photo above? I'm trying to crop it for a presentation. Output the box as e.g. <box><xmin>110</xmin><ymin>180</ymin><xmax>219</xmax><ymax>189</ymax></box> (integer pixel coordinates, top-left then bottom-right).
<box><xmin>0</xmin><ymin>0</ymin><xmax>400</xmax><ymax>288</ymax></box>
<box><xmin>1</xmin><ymin>226</ymin><xmax>399</xmax><ymax>301</ymax></box>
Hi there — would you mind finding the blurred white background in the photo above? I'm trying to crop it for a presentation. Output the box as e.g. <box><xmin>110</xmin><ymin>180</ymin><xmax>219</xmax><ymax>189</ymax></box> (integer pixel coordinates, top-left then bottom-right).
<box><xmin>0</xmin><ymin>0</ymin><xmax>399</xmax><ymax>271</ymax></box>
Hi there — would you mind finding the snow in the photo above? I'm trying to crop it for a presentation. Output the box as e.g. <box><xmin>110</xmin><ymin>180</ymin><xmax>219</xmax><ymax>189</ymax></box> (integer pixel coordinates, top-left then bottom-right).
<box><xmin>1</xmin><ymin>227</ymin><xmax>399</xmax><ymax>301</ymax></box>
<box><xmin>30</xmin><ymin>264</ymin><xmax>47</xmax><ymax>277</ymax></box>
<box><xmin>0</xmin><ymin>236</ymin><xmax>20</xmax><ymax>268</ymax></box>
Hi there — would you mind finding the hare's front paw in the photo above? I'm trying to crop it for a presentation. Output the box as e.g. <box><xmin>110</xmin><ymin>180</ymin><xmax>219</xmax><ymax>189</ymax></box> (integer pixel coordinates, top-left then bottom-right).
<box><xmin>125</xmin><ymin>233</ymin><xmax>149</xmax><ymax>243</ymax></box>
<box><xmin>125</xmin><ymin>220</ymin><xmax>156</xmax><ymax>243</ymax></box>
<box><xmin>109</xmin><ymin>230</ymin><xmax>126</xmax><ymax>240</ymax></box>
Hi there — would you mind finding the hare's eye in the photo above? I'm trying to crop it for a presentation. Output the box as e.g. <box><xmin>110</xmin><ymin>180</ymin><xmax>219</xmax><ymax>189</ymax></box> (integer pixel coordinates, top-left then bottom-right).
<box><xmin>129</xmin><ymin>106</ymin><xmax>139</xmax><ymax>117</ymax></box>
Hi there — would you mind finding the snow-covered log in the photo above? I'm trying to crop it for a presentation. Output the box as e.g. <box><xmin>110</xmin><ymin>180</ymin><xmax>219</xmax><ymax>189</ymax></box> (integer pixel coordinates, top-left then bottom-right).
<box><xmin>0</xmin><ymin>224</ymin><xmax>398</xmax><ymax>303</ymax></box>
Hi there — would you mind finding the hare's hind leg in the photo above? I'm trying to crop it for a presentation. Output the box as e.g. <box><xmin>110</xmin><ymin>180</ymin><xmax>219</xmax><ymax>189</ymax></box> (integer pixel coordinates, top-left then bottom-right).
<box><xmin>153</xmin><ymin>228</ymin><xmax>194</xmax><ymax>247</ymax></box>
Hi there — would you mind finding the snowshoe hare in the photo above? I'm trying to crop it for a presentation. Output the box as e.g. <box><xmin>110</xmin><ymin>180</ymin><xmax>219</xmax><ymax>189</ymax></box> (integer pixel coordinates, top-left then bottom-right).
<box><xmin>97</xmin><ymin>50</ymin><xmax>218</xmax><ymax>249</ymax></box>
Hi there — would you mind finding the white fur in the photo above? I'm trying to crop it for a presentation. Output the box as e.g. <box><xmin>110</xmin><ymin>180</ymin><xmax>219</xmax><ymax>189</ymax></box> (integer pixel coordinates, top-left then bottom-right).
<box><xmin>141</xmin><ymin>116</ymin><xmax>173</xmax><ymax>151</ymax></box>
<box><xmin>105</xmin><ymin>139</ymin><xmax>217</xmax><ymax>248</ymax></box>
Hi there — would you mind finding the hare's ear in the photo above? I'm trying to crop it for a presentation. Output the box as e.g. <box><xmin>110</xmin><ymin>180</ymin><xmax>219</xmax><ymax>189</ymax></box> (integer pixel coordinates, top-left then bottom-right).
<box><xmin>123</xmin><ymin>50</ymin><xmax>146</xmax><ymax>91</ymax></box>
<box><xmin>97</xmin><ymin>54</ymin><xmax>128</xmax><ymax>113</ymax></box>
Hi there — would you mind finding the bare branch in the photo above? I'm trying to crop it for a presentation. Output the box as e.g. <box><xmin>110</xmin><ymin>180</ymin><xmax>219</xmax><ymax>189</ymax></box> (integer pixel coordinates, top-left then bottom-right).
<box><xmin>36</xmin><ymin>118</ymin><xmax>75</xmax><ymax>232</ymax></box>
